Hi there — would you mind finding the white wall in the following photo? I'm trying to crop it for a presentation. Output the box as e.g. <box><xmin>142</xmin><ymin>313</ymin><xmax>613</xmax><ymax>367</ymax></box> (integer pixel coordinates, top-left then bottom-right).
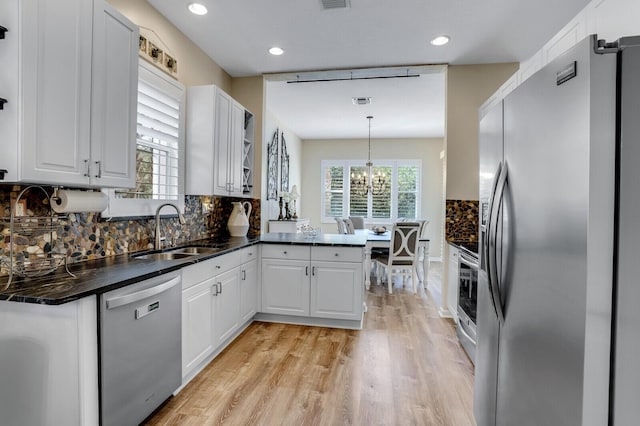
<box><xmin>301</xmin><ymin>137</ymin><xmax>444</xmax><ymax>260</ymax></box>
<box><xmin>262</xmin><ymin>110</ymin><xmax>303</xmax><ymax>229</ymax></box>
<box><xmin>482</xmin><ymin>0</ymin><xmax>640</xmax><ymax>116</ymax></box>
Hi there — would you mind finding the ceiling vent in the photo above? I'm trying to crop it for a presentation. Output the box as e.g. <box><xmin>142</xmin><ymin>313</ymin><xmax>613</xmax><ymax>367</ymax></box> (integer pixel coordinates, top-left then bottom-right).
<box><xmin>321</xmin><ymin>0</ymin><xmax>350</xmax><ymax>9</ymax></box>
<box><xmin>352</xmin><ymin>97</ymin><xmax>372</xmax><ymax>105</ymax></box>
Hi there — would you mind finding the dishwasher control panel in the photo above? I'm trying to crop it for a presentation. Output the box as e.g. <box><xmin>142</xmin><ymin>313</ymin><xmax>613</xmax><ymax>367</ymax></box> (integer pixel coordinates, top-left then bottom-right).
<box><xmin>135</xmin><ymin>300</ymin><xmax>160</xmax><ymax>319</ymax></box>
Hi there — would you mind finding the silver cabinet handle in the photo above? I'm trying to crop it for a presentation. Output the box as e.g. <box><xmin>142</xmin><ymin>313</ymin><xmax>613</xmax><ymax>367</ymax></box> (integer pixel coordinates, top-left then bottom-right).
<box><xmin>242</xmin><ymin>270</ymin><xmax>246</xmax><ymax>280</ymax></box>
<box><xmin>106</xmin><ymin>275</ymin><xmax>180</xmax><ymax>309</ymax></box>
<box><xmin>312</xmin><ymin>266</ymin><xmax>316</xmax><ymax>276</ymax></box>
<box><xmin>305</xmin><ymin>266</ymin><xmax>309</xmax><ymax>276</ymax></box>
<box><xmin>94</xmin><ymin>161</ymin><xmax>102</xmax><ymax>178</ymax></box>
<box><xmin>83</xmin><ymin>159</ymin><xmax>90</xmax><ymax>177</ymax></box>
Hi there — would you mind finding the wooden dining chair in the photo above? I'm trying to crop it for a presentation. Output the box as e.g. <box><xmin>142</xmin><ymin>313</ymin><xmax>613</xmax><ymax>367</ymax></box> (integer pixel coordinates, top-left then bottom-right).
<box><xmin>374</xmin><ymin>221</ymin><xmax>421</xmax><ymax>294</ymax></box>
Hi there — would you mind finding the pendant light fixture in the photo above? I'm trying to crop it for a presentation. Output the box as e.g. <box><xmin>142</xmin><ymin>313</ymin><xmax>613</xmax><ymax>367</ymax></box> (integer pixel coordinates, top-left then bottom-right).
<box><xmin>351</xmin><ymin>116</ymin><xmax>386</xmax><ymax>196</ymax></box>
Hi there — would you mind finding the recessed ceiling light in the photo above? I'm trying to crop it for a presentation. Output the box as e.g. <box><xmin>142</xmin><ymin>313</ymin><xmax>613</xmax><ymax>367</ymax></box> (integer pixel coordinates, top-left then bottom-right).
<box><xmin>188</xmin><ymin>3</ymin><xmax>208</xmax><ymax>15</ymax></box>
<box><xmin>430</xmin><ymin>35</ymin><xmax>450</xmax><ymax>46</ymax></box>
<box><xmin>269</xmin><ymin>47</ymin><xmax>284</xmax><ymax>56</ymax></box>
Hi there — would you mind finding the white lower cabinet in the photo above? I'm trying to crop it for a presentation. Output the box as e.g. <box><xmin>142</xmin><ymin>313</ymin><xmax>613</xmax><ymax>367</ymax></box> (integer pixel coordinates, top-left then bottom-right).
<box><xmin>261</xmin><ymin>258</ymin><xmax>310</xmax><ymax>316</ymax></box>
<box><xmin>213</xmin><ymin>267</ymin><xmax>241</xmax><ymax>347</ymax></box>
<box><xmin>240</xmin><ymin>258</ymin><xmax>258</xmax><ymax>322</ymax></box>
<box><xmin>181</xmin><ymin>249</ymin><xmax>253</xmax><ymax>381</ymax></box>
<box><xmin>311</xmin><ymin>261</ymin><xmax>362</xmax><ymax>321</ymax></box>
<box><xmin>182</xmin><ymin>277</ymin><xmax>215</xmax><ymax>376</ymax></box>
<box><xmin>260</xmin><ymin>244</ymin><xmax>364</xmax><ymax>324</ymax></box>
<box><xmin>446</xmin><ymin>243</ymin><xmax>460</xmax><ymax>320</ymax></box>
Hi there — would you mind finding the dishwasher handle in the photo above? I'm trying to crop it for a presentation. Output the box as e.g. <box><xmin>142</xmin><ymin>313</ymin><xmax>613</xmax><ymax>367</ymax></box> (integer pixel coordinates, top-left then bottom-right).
<box><xmin>106</xmin><ymin>275</ymin><xmax>181</xmax><ymax>310</ymax></box>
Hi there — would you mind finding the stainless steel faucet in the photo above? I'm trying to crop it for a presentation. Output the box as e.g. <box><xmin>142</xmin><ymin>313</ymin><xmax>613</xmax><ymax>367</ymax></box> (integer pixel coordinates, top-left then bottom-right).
<box><xmin>155</xmin><ymin>203</ymin><xmax>186</xmax><ymax>250</ymax></box>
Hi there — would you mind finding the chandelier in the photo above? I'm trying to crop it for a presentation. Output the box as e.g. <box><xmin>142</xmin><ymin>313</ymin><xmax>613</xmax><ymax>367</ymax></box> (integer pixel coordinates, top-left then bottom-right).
<box><xmin>351</xmin><ymin>116</ymin><xmax>387</xmax><ymax>196</ymax></box>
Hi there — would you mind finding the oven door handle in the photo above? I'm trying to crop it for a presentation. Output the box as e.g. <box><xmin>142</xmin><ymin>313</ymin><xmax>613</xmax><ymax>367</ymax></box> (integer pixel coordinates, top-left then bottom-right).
<box><xmin>459</xmin><ymin>252</ymin><xmax>479</xmax><ymax>269</ymax></box>
<box><xmin>488</xmin><ymin>162</ymin><xmax>507</xmax><ymax>324</ymax></box>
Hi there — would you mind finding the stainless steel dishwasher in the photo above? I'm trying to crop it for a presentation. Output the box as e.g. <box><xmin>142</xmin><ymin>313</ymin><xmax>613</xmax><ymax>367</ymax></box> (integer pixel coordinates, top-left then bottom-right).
<box><xmin>99</xmin><ymin>271</ymin><xmax>182</xmax><ymax>426</ymax></box>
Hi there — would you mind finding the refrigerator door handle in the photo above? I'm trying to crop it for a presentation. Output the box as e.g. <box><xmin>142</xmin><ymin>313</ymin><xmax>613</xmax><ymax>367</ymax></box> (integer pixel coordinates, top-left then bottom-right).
<box><xmin>484</xmin><ymin>162</ymin><xmax>503</xmax><ymax>271</ymax></box>
<box><xmin>485</xmin><ymin>162</ymin><xmax>503</xmax><ymax>321</ymax></box>
<box><xmin>489</xmin><ymin>162</ymin><xmax>508</xmax><ymax>324</ymax></box>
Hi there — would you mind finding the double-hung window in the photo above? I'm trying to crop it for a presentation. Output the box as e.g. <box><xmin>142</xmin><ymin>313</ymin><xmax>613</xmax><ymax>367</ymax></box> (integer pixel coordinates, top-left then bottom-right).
<box><xmin>321</xmin><ymin>159</ymin><xmax>421</xmax><ymax>223</ymax></box>
<box><xmin>103</xmin><ymin>61</ymin><xmax>185</xmax><ymax>217</ymax></box>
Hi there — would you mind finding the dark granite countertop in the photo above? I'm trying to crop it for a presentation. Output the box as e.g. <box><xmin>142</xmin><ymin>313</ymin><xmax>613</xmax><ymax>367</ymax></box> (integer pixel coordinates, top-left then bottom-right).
<box><xmin>260</xmin><ymin>232</ymin><xmax>367</xmax><ymax>247</ymax></box>
<box><xmin>0</xmin><ymin>236</ymin><xmax>260</xmax><ymax>306</ymax></box>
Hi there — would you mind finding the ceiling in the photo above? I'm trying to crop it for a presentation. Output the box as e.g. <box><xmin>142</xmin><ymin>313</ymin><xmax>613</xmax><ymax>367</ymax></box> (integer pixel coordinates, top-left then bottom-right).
<box><xmin>148</xmin><ymin>0</ymin><xmax>592</xmax><ymax>139</ymax></box>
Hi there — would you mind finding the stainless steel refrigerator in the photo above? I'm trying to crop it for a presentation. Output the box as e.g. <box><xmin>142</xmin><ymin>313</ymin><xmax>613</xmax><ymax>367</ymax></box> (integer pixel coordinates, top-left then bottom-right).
<box><xmin>475</xmin><ymin>34</ymin><xmax>640</xmax><ymax>426</ymax></box>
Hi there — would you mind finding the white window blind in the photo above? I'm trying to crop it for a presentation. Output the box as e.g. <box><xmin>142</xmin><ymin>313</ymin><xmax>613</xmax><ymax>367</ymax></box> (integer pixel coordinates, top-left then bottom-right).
<box><xmin>104</xmin><ymin>61</ymin><xmax>185</xmax><ymax>218</ymax></box>
<box><xmin>115</xmin><ymin>77</ymin><xmax>180</xmax><ymax>200</ymax></box>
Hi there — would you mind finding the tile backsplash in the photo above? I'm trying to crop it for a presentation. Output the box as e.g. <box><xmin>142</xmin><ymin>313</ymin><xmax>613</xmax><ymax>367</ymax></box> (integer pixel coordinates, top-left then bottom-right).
<box><xmin>445</xmin><ymin>199</ymin><xmax>479</xmax><ymax>243</ymax></box>
<box><xmin>0</xmin><ymin>184</ymin><xmax>260</xmax><ymax>276</ymax></box>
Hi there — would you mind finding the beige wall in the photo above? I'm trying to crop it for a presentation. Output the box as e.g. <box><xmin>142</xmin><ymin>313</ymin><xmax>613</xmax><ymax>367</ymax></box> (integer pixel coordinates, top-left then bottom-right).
<box><xmin>231</xmin><ymin>76</ymin><xmax>265</xmax><ymax>200</ymax></box>
<box><xmin>301</xmin><ymin>138</ymin><xmax>445</xmax><ymax>259</ymax></box>
<box><xmin>108</xmin><ymin>0</ymin><xmax>231</xmax><ymax>89</ymax></box>
<box><xmin>445</xmin><ymin>63</ymin><xmax>518</xmax><ymax>200</ymax></box>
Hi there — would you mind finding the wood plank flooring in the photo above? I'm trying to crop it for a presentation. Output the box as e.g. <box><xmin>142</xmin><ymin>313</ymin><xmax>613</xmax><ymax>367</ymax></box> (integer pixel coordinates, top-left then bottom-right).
<box><xmin>145</xmin><ymin>263</ymin><xmax>476</xmax><ymax>426</ymax></box>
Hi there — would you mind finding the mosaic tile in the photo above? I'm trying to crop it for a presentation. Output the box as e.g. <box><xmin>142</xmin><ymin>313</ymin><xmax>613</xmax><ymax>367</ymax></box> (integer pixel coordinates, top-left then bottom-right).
<box><xmin>0</xmin><ymin>184</ymin><xmax>261</xmax><ymax>276</ymax></box>
<box><xmin>445</xmin><ymin>199</ymin><xmax>479</xmax><ymax>243</ymax></box>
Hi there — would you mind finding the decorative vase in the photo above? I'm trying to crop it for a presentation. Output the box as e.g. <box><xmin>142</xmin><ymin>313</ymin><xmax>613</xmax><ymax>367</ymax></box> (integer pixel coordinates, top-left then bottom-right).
<box><xmin>227</xmin><ymin>201</ymin><xmax>252</xmax><ymax>237</ymax></box>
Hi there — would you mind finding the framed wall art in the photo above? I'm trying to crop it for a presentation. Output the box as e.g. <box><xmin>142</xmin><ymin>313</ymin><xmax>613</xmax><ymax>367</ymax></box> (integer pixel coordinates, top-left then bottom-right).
<box><xmin>267</xmin><ymin>129</ymin><xmax>279</xmax><ymax>200</ymax></box>
<box><xmin>280</xmin><ymin>132</ymin><xmax>290</xmax><ymax>193</ymax></box>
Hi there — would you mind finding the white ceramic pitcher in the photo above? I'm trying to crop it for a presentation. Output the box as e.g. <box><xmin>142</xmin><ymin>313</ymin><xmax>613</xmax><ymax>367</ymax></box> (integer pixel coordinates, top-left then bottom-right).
<box><xmin>227</xmin><ymin>201</ymin><xmax>252</xmax><ymax>237</ymax></box>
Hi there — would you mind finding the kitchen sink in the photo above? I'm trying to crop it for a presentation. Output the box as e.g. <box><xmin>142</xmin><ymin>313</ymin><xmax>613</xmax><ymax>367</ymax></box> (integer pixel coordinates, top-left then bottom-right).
<box><xmin>131</xmin><ymin>246</ymin><xmax>222</xmax><ymax>261</ymax></box>
<box><xmin>131</xmin><ymin>252</ymin><xmax>195</xmax><ymax>261</ymax></box>
<box><xmin>166</xmin><ymin>246</ymin><xmax>221</xmax><ymax>255</ymax></box>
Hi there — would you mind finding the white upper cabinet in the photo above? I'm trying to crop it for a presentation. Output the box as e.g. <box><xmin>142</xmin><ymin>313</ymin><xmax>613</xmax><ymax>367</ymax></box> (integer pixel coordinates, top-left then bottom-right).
<box><xmin>0</xmin><ymin>0</ymin><xmax>138</xmax><ymax>187</ymax></box>
<box><xmin>186</xmin><ymin>85</ymin><xmax>254</xmax><ymax>197</ymax></box>
<box><xmin>89</xmin><ymin>1</ymin><xmax>139</xmax><ymax>188</ymax></box>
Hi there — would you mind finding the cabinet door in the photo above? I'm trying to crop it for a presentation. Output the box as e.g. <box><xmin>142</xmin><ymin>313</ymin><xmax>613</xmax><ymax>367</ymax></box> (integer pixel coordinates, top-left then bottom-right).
<box><xmin>240</xmin><ymin>259</ymin><xmax>258</xmax><ymax>322</ymax></box>
<box><xmin>213</xmin><ymin>89</ymin><xmax>232</xmax><ymax>195</ymax></box>
<box><xmin>447</xmin><ymin>245</ymin><xmax>459</xmax><ymax>319</ymax></box>
<box><xmin>213</xmin><ymin>267</ymin><xmax>241</xmax><ymax>347</ymax></box>
<box><xmin>20</xmin><ymin>0</ymin><xmax>93</xmax><ymax>186</ymax></box>
<box><xmin>310</xmin><ymin>261</ymin><xmax>363</xmax><ymax>320</ymax></box>
<box><xmin>182</xmin><ymin>278</ymin><xmax>215</xmax><ymax>378</ymax></box>
<box><xmin>89</xmin><ymin>0</ymin><xmax>138</xmax><ymax>188</ymax></box>
<box><xmin>261</xmin><ymin>259</ymin><xmax>310</xmax><ymax>317</ymax></box>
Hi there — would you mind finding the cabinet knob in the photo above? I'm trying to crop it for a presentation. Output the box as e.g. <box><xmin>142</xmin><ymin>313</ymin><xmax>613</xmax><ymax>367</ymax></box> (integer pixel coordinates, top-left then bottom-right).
<box><xmin>334</xmin><ymin>253</ymin><xmax>339</xmax><ymax>257</ymax></box>
<box><xmin>283</xmin><ymin>251</ymin><xmax>288</xmax><ymax>255</ymax></box>
<box><xmin>216</xmin><ymin>265</ymin><xmax>221</xmax><ymax>269</ymax></box>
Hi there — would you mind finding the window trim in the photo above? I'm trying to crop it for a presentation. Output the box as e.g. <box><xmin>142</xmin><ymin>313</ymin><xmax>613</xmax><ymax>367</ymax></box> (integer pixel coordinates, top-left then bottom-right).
<box><xmin>102</xmin><ymin>60</ymin><xmax>186</xmax><ymax>218</ymax></box>
<box><xmin>320</xmin><ymin>159</ymin><xmax>421</xmax><ymax>224</ymax></box>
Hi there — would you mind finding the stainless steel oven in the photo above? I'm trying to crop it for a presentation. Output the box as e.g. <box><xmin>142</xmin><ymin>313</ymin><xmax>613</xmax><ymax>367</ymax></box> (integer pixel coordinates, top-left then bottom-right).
<box><xmin>457</xmin><ymin>248</ymin><xmax>479</xmax><ymax>364</ymax></box>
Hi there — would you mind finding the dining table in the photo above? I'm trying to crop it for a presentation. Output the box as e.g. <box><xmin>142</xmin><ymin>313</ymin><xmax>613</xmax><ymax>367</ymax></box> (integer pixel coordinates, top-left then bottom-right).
<box><xmin>355</xmin><ymin>229</ymin><xmax>430</xmax><ymax>290</ymax></box>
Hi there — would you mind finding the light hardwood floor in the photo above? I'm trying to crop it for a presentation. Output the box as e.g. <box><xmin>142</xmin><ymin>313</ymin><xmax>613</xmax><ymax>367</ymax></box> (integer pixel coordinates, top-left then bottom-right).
<box><xmin>146</xmin><ymin>262</ymin><xmax>476</xmax><ymax>426</ymax></box>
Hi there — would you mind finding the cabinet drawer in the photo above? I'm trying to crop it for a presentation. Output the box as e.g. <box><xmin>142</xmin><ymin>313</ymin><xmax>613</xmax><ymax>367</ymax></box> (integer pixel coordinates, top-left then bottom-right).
<box><xmin>240</xmin><ymin>245</ymin><xmax>259</xmax><ymax>264</ymax></box>
<box><xmin>312</xmin><ymin>246</ymin><xmax>363</xmax><ymax>263</ymax></box>
<box><xmin>261</xmin><ymin>244</ymin><xmax>310</xmax><ymax>261</ymax></box>
<box><xmin>182</xmin><ymin>251</ymin><xmax>242</xmax><ymax>289</ymax></box>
